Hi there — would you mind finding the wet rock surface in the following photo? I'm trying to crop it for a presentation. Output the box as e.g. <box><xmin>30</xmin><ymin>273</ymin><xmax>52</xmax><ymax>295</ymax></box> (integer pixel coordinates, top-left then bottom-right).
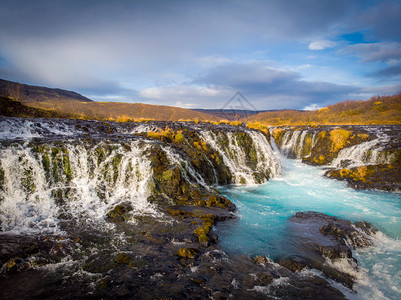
<box><xmin>1</xmin><ymin>210</ymin><xmax>348</xmax><ymax>299</ymax></box>
<box><xmin>325</xmin><ymin>162</ymin><xmax>401</xmax><ymax>192</ymax></box>
<box><xmin>280</xmin><ymin>211</ymin><xmax>377</xmax><ymax>289</ymax></box>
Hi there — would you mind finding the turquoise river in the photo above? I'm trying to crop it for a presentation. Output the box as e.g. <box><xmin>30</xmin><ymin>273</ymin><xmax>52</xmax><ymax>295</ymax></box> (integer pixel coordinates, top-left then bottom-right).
<box><xmin>217</xmin><ymin>153</ymin><xmax>401</xmax><ymax>300</ymax></box>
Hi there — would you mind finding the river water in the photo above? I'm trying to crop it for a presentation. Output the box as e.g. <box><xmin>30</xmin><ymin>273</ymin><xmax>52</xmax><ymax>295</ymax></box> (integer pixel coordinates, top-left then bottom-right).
<box><xmin>216</xmin><ymin>151</ymin><xmax>401</xmax><ymax>299</ymax></box>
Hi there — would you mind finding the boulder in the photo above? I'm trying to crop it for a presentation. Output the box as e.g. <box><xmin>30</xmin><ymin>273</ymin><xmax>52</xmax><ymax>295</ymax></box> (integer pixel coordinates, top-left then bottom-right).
<box><xmin>281</xmin><ymin>211</ymin><xmax>377</xmax><ymax>289</ymax></box>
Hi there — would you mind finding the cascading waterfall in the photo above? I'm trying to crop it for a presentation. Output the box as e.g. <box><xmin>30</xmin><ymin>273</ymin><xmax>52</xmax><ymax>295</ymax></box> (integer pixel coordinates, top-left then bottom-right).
<box><xmin>275</xmin><ymin>126</ymin><xmax>399</xmax><ymax>168</ymax></box>
<box><xmin>0</xmin><ymin>117</ymin><xmax>282</xmax><ymax>235</ymax></box>
<box><xmin>0</xmin><ymin>140</ymin><xmax>157</xmax><ymax>234</ymax></box>
<box><xmin>163</xmin><ymin>145</ymin><xmax>213</xmax><ymax>189</ymax></box>
<box><xmin>280</xmin><ymin>130</ymin><xmax>302</xmax><ymax>158</ymax></box>
<box><xmin>247</xmin><ymin>131</ymin><xmax>281</xmax><ymax>178</ymax></box>
<box><xmin>332</xmin><ymin>133</ymin><xmax>395</xmax><ymax>168</ymax></box>
<box><xmin>199</xmin><ymin>129</ymin><xmax>280</xmax><ymax>184</ymax></box>
<box><xmin>125</xmin><ymin>121</ymin><xmax>281</xmax><ymax>184</ymax></box>
<box><xmin>278</xmin><ymin>129</ymin><xmax>318</xmax><ymax>159</ymax></box>
<box><xmin>0</xmin><ymin>145</ymin><xmax>60</xmax><ymax>234</ymax></box>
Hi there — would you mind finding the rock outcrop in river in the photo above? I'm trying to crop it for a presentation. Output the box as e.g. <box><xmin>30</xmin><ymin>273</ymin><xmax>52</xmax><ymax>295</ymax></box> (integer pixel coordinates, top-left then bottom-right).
<box><xmin>280</xmin><ymin>211</ymin><xmax>378</xmax><ymax>290</ymax></box>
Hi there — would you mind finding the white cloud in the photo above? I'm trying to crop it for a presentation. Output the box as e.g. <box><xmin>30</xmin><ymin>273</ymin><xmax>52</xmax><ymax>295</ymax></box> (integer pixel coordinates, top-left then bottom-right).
<box><xmin>302</xmin><ymin>104</ymin><xmax>320</xmax><ymax>111</ymax></box>
<box><xmin>296</xmin><ymin>64</ymin><xmax>313</xmax><ymax>70</ymax></box>
<box><xmin>344</xmin><ymin>42</ymin><xmax>401</xmax><ymax>62</ymax></box>
<box><xmin>174</xmin><ymin>101</ymin><xmax>199</xmax><ymax>109</ymax></box>
<box><xmin>140</xmin><ymin>85</ymin><xmax>223</xmax><ymax>102</ymax></box>
<box><xmin>308</xmin><ymin>40</ymin><xmax>337</xmax><ymax>51</ymax></box>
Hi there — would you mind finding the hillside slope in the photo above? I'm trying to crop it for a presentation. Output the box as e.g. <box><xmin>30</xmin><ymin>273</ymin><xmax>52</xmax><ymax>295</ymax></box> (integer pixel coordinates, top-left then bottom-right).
<box><xmin>246</xmin><ymin>93</ymin><xmax>401</xmax><ymax>125</ymax></box>
<box><xmin>0</xmin><ymin>96</ymin><xmax>72</xmax><ymax>118</ymax></box>
<box><xmin>0</xmin><ymin>79</ymin><xmax>92</xmax><ymax>103</ymax></box>
<box><xmin>28</xmin><ymin>100</ymin><xmax>219</xmax><ymax>121</ymax></box>
<box><xmin>0</xmin><ymin>79</ymin><xmax>218</xmax><ymax>121</ymax></box>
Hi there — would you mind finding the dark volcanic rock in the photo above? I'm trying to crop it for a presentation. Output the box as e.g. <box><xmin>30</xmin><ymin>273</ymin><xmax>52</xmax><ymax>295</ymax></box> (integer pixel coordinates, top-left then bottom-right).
<box><xmin>325</xmin><ymin>163</ymin><xmax>401</xmax><ymax>192</ymax></box>
<box><xmin>280</xmin><ymin>211</ymin><xmax>377</xmax><ymax>289</ymax></box>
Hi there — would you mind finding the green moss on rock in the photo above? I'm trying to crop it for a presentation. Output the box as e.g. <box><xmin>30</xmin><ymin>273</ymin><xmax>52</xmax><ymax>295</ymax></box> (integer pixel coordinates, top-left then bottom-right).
<box><xmin>115</xmin><ymin>253</ymin><xmax>131</xmax><ymax>264</ymax></box>
<box><xmin>107</xmin><ymin>202</ymin><xmax>134</xmax><ymax>222</ymax></box>
<box><xmin>177</xmin><ymin>248</ymin><xmax>197</xmax><ymax>258</ymax></box>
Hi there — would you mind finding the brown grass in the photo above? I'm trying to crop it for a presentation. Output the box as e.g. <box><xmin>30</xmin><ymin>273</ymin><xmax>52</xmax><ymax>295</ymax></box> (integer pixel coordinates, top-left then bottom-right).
<box><xmin>246</xmin><ymin>93</ymin><xmax>401</xmax><ymax>125</ymax></box>
<box><xmin>23</xmin><ymin>100</ymin><xmax>220</xmax><ymax>122</ymax></box>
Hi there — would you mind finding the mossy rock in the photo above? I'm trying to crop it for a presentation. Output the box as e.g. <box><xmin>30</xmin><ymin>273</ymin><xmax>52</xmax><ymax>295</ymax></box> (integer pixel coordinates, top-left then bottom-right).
<box><xmin>325</xmin><ymin>163</ymin><xmax>401</xmax><ymax>191</ymax></box>
<box><xmin>330</xmin><ymin>129</ymin><xmax>352</xmax><ymax>152</ymax></box>
<box><xmin>271</xmin><ymin>128</ymin><xmax>284</xmax><ymax>146</ymax></box>
<box><xmin>177</xmin><ymin>248</ymin><xmax>197</xmax><ymax>259</ymax></box>
<box><xmin>106</xmin><ymin>202</ymin><xmax>134</xmax><ymax>222</ymax></box>
<box><xmin>115</xmin><ymin>253</ymin><xmax>131</xmax><ymax>264</ymax></box>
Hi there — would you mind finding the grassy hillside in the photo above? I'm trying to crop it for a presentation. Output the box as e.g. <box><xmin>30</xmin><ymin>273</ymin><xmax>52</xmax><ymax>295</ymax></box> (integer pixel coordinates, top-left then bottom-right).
<box><xmin>0</xmin><ymin>79</ymin><xmax>92</xmax><ymax>103</ymax></box>
<box><xmin>27</xmin><ymin>100</ymin><xmax>219</xmax><ymax>122</ymax></box>
<box><xmin>0</xmin><ymin>96</ymin><xmax>73</xmax><ymax>118</ymax></box>
<box><xmin>246</xmin><ymin>93</ymin><xmax>401</xmax><ymax>125</ymax></box>
<box><xmin>0</xmin><ymin>78</ymin><xmax>218</xmax><ymax>122</ymax></box>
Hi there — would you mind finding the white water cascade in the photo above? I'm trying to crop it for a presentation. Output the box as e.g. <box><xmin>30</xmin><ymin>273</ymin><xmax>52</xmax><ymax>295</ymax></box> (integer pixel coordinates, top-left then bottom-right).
<box><xmin>199</xmin><ymin>129</ymin><xmax>280</xmax><ymax>184</ymax></box>
<box><xmin>279</xmin><ymin>129</ymin><xmax>318</xmax><ymax>159</ymax></box>
<box><xmin>332</xmin><ymin>133</ymin><xmax>395</xmax><ymax>168</ymax></box>
<box><xmin>0</xmin><ymin>141</ymin><xmax>157</xmax><ymax>234</ymax></box>
<box><xmin>0</xmin><ymin>118</ymin><xmax>282</xmax><ymax>235</ymax></box>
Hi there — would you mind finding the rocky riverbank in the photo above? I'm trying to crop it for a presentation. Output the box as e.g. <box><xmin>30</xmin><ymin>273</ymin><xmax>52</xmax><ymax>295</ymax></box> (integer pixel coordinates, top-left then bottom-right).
<box><xmin>272</xmin><ymin>125</ymin><xmax>401</xmax><ymax>191</ymax></box>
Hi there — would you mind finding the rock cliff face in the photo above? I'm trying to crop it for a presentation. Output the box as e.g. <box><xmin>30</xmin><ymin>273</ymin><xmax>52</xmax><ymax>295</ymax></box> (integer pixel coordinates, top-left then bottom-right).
<box><xmin>272</xmin><ymin>125</ymin><xmax>401</xmax><ymax>191</ymax></box>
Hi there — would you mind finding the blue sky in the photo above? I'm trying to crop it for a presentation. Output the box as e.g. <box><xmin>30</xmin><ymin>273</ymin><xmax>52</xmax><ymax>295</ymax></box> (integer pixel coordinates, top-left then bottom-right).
<box><xmin>0</xmin><ymin>0</ymin><xmax>400</xmax><ymax>110</ymax></box>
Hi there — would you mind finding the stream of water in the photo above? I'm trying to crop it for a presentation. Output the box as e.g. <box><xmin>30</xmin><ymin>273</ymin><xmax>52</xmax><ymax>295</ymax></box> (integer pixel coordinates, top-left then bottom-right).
<box><xmin>216</xmin><ymin>152</ymin><xmax>401</xmax><ymax>299</ymax></box>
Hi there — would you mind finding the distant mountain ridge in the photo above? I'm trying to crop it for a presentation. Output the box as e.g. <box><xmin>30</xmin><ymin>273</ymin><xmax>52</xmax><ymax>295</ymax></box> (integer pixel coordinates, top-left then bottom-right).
<box><xmin>0</xmin><ymin>79</ymin><xmax>93</xmax><ymax>103</ymax></box>
<box><xmin>192</xmin><ymin>108</ymin><xmax>303</xmax><ymax>121</ymax></box>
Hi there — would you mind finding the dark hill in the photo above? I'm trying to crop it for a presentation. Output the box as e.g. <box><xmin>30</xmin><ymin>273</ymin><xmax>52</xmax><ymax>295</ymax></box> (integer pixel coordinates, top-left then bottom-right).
<box><xmin>0</xmin><ymin>79</ymin><xmax>93</xmax><ymax>103</ymax></box>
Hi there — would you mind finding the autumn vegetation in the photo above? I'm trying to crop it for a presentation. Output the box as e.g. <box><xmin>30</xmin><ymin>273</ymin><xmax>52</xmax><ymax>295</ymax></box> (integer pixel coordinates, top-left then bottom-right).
<box><xmin>1</xmin><ymin>78</ymin><xmax>400</xmax><ymax>125</ymax></box>
<box><xmin>245</xmin><ymin>93</ymin><xmax>401</xmax><ymax>125</ymax></box>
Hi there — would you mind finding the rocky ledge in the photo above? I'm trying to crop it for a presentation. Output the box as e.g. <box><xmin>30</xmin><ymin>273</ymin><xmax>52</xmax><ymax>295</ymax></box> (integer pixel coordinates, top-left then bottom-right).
<box><xmin>278</xmin><ymin>211</ymin><xmax>377</xmax><ymax>290</ymax></box>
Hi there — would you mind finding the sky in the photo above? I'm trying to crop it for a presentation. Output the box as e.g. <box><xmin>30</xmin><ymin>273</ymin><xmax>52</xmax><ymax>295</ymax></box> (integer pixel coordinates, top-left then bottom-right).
<box><xmin>0</xmin><ymin>0</ymin><xmax>401</xmax><ymax>110</ymax></box>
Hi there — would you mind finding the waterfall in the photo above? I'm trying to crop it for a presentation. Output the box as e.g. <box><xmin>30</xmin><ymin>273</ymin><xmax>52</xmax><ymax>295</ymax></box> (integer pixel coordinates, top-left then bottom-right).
<box><xmin>0</xmin><ymin>140</ymin><xmax>157</xmax><ymax>234</ymax></box>
<box><xmin>247</xmin><ymin>131</ymin><xmax>281</xmax><ymax>178</ymax></box>
<box><xmin>0</xmin><ymin>117</ymin><xmax>282</xmax><ymax>235</ymax></box>
<box><xmin>199</xmin><ymin>129</ymin><xmax>280</xmax><ymax>184</ymax></box>
<box><xmin>163</xmin><ymin>145</ymin><xmax>214</xmax><ymax>188</ymax></box>
<box><xmin>0</xmin><ymin>145</ymin><xmax>60</xmax><ymax>234</ymax></box>
<box><xmin>332</xmin><ymin>135</ymin><xmax>395</xmax><ymax>168</ymax></box>
<box><xmin>279</xmin><ymin>129</ymin><xmax>314</xmax><ymax>159</ymax></box>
